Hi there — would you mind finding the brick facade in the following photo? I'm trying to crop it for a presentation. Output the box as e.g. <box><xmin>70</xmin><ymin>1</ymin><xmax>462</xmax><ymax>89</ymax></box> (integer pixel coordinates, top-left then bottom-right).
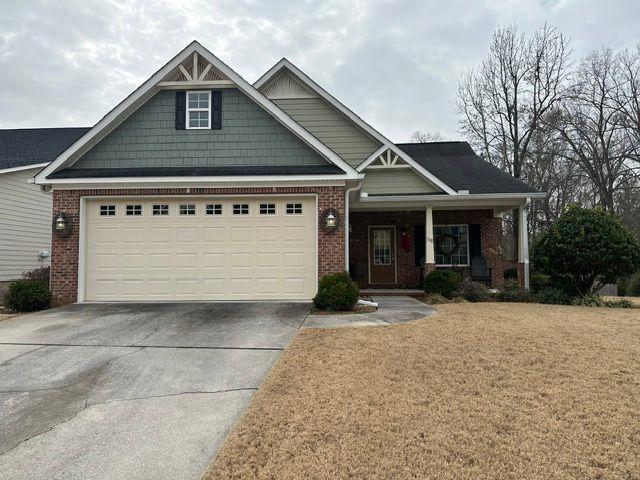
<box><xmin>349</xmin><ymin>209</ymin><xmax>504</xmax><ymax>289</ymax></box>
<box><xmin>50</xmin><ymin>186</ymin><xmax>345</xmax><ymax>304</ymax></box>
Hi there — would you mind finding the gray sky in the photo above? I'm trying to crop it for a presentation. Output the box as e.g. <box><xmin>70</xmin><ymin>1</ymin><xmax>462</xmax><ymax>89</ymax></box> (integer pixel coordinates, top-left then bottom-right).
<box><xmin>1</xmin><ymin>0</ymin><xmax>638</xmax><ymax>142</ymax></box>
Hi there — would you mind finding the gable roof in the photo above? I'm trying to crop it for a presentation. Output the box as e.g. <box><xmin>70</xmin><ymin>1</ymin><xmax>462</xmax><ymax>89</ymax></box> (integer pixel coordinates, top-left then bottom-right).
<box><xmin>396</xmin><ymin>142</ymin><xmax>541</xmax><ymax>195</ymax></box>
<box><xmin>0</xmin><ymin>127</ymin><xmax>89</xmax><ymax>172</ymax></box>
<box><xmin>255</xmin><ymin>59</ymin><xmax>456</xmax><ymax>195</ymax></box>
<box><xmin>35</xmin><ymin>42</ymin><xmax>359</xmax><ymax>184</ymax></box>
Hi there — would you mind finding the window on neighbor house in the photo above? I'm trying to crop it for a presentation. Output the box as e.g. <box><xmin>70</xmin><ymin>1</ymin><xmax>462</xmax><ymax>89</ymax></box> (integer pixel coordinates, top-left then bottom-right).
<box><xmin>186</xmin><ymin>91</ymin><xmax>210</xmax><ymax>129</ymax></box>
<box><xmin>434</xmin><ymin>225</ymin><xmax>469</xmax><ymax>266</ymax></box>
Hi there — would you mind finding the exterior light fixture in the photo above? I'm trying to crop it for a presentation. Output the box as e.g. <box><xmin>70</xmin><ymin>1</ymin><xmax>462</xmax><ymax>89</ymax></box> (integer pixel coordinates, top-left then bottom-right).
<box><xmin>322</xmin><ymin>208</ymin><xmax>340</xmax><ymax>233</ymax></box>
<box><xmin>52</xmin><ymin>212</ymin><xmax>73</xmax><ymax>238</ymax></box>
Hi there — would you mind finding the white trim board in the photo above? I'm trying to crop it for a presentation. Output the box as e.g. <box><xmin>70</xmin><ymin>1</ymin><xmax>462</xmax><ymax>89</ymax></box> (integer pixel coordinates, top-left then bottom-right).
<box><xmin>35</xmin><ymin>41</ymin><xmax>359</xmax><ymax>184</ymax></box>
<box><xmin>0</xmin><ymin>163</ymin><xmax>48</xmax><ymax>175</ymax></box>
<box><xmin>254</xmin><ymin>59</ymin><xmax>457</xmax><ymax>195</ymax></box>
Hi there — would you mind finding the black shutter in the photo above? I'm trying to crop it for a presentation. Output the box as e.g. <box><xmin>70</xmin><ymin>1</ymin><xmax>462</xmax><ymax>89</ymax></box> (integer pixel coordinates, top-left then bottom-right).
<box><xmin>211</xmin><ymin>90</ymin><xmax>222</xmax><ymax>129</ymax></box>
<box><xmin>414</xmin><ymin>224</ymin><xmax>425</xmax><ymax>266</ymax></box>
<box><xmin>175</xmin><ymin>91</ymin><xmax>186</xmax><ymax>130</ymax></box>
<box><xmin>469</xmin><ymin>224</ymin><xmax>481</xmax><ymax>260</ymax></box>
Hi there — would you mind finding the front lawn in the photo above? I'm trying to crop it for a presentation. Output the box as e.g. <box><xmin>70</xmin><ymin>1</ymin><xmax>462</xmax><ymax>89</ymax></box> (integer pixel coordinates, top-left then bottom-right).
<box><xmin>203</xmin><ymin>303</ymin><xmax>640</xmax><ymax>480</ymax></box>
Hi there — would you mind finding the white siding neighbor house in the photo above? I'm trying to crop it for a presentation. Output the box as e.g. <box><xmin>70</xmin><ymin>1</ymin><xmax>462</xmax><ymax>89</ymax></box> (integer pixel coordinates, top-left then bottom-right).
<box><xmin>0</xmin><ymin>128</ymin><xmax>88</xmax><ymax>290</ymax></box>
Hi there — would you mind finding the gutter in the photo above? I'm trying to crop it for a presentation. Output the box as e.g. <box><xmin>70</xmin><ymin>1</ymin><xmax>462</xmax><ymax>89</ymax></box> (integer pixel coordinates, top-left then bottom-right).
<box><xmin>359</xmin><ymin>192</ymin><xmax>546</xmax><ymax>202</ymax></box>
<box><xmin>344</xmin><ymin>180</ymin><xmax>364</xmax><ymax>271</ymax></box>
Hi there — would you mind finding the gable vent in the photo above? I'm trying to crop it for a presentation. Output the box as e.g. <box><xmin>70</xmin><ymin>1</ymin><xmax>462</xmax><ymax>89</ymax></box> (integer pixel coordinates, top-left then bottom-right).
<box><xmin>261</xmin><ymin>70</ymin><xmax>318</xmax><ymax>99</ymax></box>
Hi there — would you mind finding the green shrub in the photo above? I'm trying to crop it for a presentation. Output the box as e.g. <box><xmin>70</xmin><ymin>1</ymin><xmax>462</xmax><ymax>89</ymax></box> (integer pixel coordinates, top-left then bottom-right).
<box><xmin>313</xmin><ymin>272</ymin><xmax>359</xmax><ymax>311</ymax></box>
<box><xmin>22</xmin><ymin>266</ymin><xmax>50</xmax><ymax>286</ymax></box>
<box><xmin>424</xmin><ymin>270</ymin><xmax>460</xmax><ymax>299</ymax></box>
<box><xmin>628</xmin><ymin>273</ymin><xmax>640</xmax><ymax>297</ymax></box>
<box><xmin>532</xmin><ymin>206</ymin><xmax>640</xmax><ymax>297</ymax></box>
<box><xmin>496</xmin><ymin>280</ymin><xmax>530</xmax><ymax>302</ymax></box>
<box><xmin>534</xmin><ymin>287</ymin><xmax>572</xmax><ymax>305</ymax></box>
<box><xmin>4</xmin><ymin>280</ymin><xmax>51</xmax><ymax>312</ymax></box>
<box><xmin>458</xmin><ymin>280</ymin><xmax>489</xmax><ymax>302</ymax></box>
<box><xmin>503</xmin><ymin>266</ymin><xmax>518</xmax><ymax>280</ymax></box>
<box><xmin>530</xmin><ymin>273</ymin><xmax>550</xmax><ymax>294</ymax></box>
<box><xmin>603</xmin><ymin>298</ymin><xmax>635</xmax><ymax>308</ymax></box>
<box><xmin>423</xmin><ymin>293</ymin><xmax>448</xmax><ymax>304</ymax></box>
<box><xmin>572</xmin><ymin>294</ymin><xmax>605</xmax><ymax>307</ymax></box>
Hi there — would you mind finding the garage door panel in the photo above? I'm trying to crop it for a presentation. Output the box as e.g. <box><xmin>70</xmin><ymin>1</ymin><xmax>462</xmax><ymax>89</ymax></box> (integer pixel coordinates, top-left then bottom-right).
<box><xmin>84</xmin><ymin>197</ymin><xmax>316</xmax><ymax>301</ymax></box>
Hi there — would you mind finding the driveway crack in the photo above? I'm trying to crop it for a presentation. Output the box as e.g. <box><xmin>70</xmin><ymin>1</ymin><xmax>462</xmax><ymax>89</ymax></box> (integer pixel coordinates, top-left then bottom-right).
<box><xmin>87</xmin><ymin>387</ymin><xmax>259</xmax><ymax>406</ymax></box>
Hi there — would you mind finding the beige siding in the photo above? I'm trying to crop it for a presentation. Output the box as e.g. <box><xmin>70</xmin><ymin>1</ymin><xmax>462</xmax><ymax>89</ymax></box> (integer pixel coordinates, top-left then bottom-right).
<box><xmin>273</xmin><ymin>98</ymin><xmax>381</xmax><ymax>167</ymax></box>
<box><xmin>362</xmin><ymin>169</ymin><xmax>440</xmax><ymax>195</ymax></box>
<box><xmin>0</xmin><ymin>168</ymin><xmax>52</xmax><ymax>281</ymax></box>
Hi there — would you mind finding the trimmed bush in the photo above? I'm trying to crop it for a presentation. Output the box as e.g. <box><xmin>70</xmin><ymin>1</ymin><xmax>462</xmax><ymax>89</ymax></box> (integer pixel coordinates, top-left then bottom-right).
<box><xmin>535</xmin><ymin>287</ymin><xmax>572</xmax><ymax>305</ymax></box>
<box><xmin>503</xmin><ymin>266</ymin><xmax>518</xmax><ymax>280</ymax></box>
<box><xmin>4</xmin><ymin>280</ymin><xmax>51</xmax><ymax>312</ymax></box>
<box><xmin>532</xmin><ymin>206</ymin><xmax>640</xmax><ymax>297</ymax></box>
<box><xmin>313</xmin><ymin>272</ymin><xmax>359</xmax><ymax>311</ymax></box>
<box><xmin>496</xmin><ymin>280</ymin><xmax>530</xmax><ymax>302</ymax></box>
<box><xmin>458</xmin><ymin>280</ymin><xmax>489</xmax><ymax>302</ymax></box>
<box><xmin>424</xmin><ymin>270</ymin><xmax>460</xmax><ymax>299</ymax></box>
<box><xmin>530</xmin><ymin>273</ymin><xmax>550</xmax><ymax>294</ymax></box>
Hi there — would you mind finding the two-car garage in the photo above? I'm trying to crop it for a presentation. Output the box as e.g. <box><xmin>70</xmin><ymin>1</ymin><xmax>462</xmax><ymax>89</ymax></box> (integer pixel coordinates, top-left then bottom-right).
<box><xmin>81</xmin><ymin>196</ymin><xmax>317</xmax><ymax>302</ymax></box>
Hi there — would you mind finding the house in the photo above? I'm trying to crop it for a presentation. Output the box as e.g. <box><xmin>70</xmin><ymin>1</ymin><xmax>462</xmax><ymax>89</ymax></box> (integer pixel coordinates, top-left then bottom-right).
<box><xmin>32</xmin><ymin>41</ymin><xmax>543</xmax><ymax>304</ymax></box>
<box><xmin>0</xmin><ymin>128</ymin><xmax>88</xmax><ymax>295</ymax></box>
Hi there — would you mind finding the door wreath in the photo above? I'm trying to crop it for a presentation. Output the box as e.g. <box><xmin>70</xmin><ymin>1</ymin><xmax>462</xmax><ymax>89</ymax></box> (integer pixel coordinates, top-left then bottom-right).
<box><xmin>435</xmin><ymin>233</ymin><xmax>458</xmax><ymax>255</ymax></box>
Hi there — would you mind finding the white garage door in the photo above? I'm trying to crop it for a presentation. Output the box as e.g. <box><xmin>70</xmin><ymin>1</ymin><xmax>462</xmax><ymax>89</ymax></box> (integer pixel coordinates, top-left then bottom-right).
<box><xmin>83</xmin><ymin>196</ymin><xmax>317</xmax><ymax>301</ymax></box>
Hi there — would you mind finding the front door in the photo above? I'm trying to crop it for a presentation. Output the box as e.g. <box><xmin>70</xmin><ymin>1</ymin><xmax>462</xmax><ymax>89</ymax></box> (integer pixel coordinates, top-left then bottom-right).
<box><xmin>369</xmin><ymin>226</ymin><xmax>396</xmax><ymax>285</ymax></box>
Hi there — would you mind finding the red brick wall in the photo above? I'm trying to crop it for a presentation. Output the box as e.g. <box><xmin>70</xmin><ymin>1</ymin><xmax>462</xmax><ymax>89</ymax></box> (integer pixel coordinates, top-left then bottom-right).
<box><xmin>349</xmin><ymin>209</ymin><xmax>504</xmax><ymax>288</ymax></box>
<box><xmin>50</xmin><ymin>186</ymin><xmax>345</xmax><ymax>304</ymax></box>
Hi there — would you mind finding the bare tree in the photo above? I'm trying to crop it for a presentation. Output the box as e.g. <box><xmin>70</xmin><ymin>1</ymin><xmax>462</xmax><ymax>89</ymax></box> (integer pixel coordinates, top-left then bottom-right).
<box><xmin>553</xmin><ymin>48</ymin><xmax>635</xmax><ymax>212</ymax></box>
<box><xmin>617</xmin><ymin>45</ymin><xmax>640</xmax><ymax>166</ymax></box>
<box><xmin>410</xmin><ymin>130</ymin><xmax>445</xmax><ymax>142</ymax></box>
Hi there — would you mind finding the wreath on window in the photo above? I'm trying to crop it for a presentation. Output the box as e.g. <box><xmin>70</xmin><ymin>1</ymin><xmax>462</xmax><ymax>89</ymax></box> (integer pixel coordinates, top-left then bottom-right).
<box><xmin>435</xmin><ymin>233</ymin><xmax>458</xmax><ymax>255</ymax></box>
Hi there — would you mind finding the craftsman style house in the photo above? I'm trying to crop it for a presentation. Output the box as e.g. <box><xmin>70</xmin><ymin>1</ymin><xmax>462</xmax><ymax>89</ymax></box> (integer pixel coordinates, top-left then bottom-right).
<box><xmin>32</xmin><ymin>41</ymin><xmax>542</xmax><ymax>304</ymax></box>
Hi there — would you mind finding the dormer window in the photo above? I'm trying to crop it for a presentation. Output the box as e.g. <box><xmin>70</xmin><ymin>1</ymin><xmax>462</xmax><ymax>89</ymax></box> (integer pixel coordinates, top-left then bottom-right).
<box><xmin>186</xmin><ymin>91</ymin><xmax>210</xmax><ymax>129</ymax></box>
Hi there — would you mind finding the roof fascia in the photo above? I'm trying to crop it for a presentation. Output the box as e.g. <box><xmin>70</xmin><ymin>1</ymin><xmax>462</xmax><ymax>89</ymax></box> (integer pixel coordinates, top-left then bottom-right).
<box><xmin>35</xmin><ymin>42</ymin><xmax>357</xmax><ymax>184</ymax></box>
<box><xmin>255</xmin><ymin>59</ymin><xmax>457</xmax><ymax>195</ymax></box>
<box><xmin>0</xmin><ymin>163</ymin><xmax>48</xmax><ymax>175</ymax></box>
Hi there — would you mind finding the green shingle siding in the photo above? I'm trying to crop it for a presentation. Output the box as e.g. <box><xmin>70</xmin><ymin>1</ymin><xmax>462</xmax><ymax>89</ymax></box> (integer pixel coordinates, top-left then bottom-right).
<box><xmin>273</xmin><ymin>97</ymin><xmax>381</xmax><ymax>167</ymax></box>
<box><xmin>362</xmin><ymin>169</ymin><xmax>440</xmax><ymax>195</ymax></box>
<box><xmin>74</xmin><ymin>89</ymin><xmax>327</xmax><ymax>169</ymax></box>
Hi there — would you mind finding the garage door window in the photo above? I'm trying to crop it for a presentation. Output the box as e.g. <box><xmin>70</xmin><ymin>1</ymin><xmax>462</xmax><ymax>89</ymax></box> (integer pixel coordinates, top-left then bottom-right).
<box><xmin>206</xmin><ymin>204</ymin><xmax>223</xmax><ymax>215</ymax></box>
<box><xmin>153</xmin><ymin>204</ymin><xmax>169</xmax><ymax>216</ymax></box>
<box><xmin>259</xmin><ymin>203</ymin><xmax>276</xmax><ymax>215</ymax></box>
<box><xmin>233</xmin><ymin>204</ymin><xmax>249</xmax><ymax>215</ymax></box>
<box><xmin>179</xmin><ymin>204</ymin><xmax>196</xmax><ymax>215</ymax></box>
<box><xmin>126</xmin><ymin>205</ymin><xmax>142</xmax><ymax>216</ymax></box>
<box><xmin>286</xmin><ymin>203</ymin><xmax>303</xmax><ymax>214</ymax></box>
<box><xmin>100</xmin><ymin>205</ymin><xmax>116</xmax><ymax>216</ymax></box>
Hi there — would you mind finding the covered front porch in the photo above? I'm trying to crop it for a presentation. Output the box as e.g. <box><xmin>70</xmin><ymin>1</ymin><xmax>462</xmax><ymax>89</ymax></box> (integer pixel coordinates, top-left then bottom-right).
<box><xmin>346</xmin><ymin>198</ymin><xmax>531</xmax><ymax>291</ymax></box>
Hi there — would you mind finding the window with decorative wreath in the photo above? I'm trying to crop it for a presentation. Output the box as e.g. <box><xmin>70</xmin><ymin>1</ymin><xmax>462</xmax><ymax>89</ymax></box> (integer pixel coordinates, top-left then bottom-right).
<box><xmin>434</xmin><ymin>225</ymin><xmax>469</xmax><ymax>266</ymax></box>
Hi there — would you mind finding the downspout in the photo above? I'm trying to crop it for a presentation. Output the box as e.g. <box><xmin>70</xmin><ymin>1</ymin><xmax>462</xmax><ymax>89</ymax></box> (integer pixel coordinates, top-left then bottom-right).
<box><xmin>345</xmin><ymin>180</ymin><xmax>363</xmax><ymax>271</ymax></box>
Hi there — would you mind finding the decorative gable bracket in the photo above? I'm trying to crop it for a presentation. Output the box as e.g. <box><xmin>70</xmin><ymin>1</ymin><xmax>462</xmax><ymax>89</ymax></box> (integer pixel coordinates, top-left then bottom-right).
<box><xmin>364</xmin><ymin>148</ymin><xmax>411</xmax><ymax>170</ymax></box>
<box><xmin>158</xmin><ymin>52</ymin><xmax>234</xmax><ymax>88</ymax></box>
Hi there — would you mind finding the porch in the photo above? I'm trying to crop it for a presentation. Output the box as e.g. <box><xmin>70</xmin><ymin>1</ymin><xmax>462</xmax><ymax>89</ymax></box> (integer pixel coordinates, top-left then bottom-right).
<box><xmin>347</xmin><ymin>207</ymin><xmax>530</xmax><ymax>290</ymax></box>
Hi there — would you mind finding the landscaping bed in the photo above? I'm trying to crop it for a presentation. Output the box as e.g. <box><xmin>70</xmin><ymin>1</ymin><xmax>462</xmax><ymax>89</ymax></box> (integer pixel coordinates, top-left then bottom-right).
<box><xmin>203</xmin><ymin>302</ymin><xmax>640</xmax><ymax>480</ymax></box>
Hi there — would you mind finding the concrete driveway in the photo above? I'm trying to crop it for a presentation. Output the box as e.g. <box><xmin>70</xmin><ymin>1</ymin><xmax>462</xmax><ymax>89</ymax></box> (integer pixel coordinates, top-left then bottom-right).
<box><xmin>0</xmin><ymin>302</ymin><xmax>308</xmax><ymax>480</ymax></box>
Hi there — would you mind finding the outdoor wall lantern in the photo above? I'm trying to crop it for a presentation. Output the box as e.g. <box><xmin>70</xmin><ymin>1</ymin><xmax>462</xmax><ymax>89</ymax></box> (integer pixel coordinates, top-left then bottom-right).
<box><xmin>52</xmin><ymin>212</ymin><xmax>73</xmax><ymax>238</ymax></box>
<box><xmin>322</xmin><ymin>208</ymin><xmax>340</xmax><ymax>233</ymax></box>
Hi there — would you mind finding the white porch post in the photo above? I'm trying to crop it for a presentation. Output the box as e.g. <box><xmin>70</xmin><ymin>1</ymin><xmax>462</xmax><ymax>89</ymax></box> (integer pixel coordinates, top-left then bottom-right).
<box><xmin>517</xmin><ymin>201</ymin><xmax>530</xmax><ymax>290</ymax></box>
<box><xmin>425</xmin><ymin>206</ymin><xmax>435</xmax><ymax>265</ymax></box>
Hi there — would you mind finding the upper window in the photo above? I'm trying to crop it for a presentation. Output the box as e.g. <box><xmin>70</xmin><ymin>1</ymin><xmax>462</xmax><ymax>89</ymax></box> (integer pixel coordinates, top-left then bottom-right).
<box><xmin>206</xmin><ymin>204</ymin><xmax>223</xmax><ymax>215</ymax></box>
<box><xmin>434</xmin><ymin>225</ymin><xmax>469</xmax><ymax>266</ymax></box>
<box><xmin>259</xmin><ymin>203</ymin><xmax>276</xmax><ymax>215</ymax></box>
<box><xmin>286</xmin><ymin>203</ymin><xmax>303</xmax><ymax>214</ymax></box>
<box><xmin>179</xmin><ymin>204</ymin><xmax>196</xmax><ymax>216</ymax></box>
<box><xmin>233</xmin><ymin>204</ymin><xmax>249</xmax><ymax>215</ymax></box>
<box><xmin>100</xmin><ymin>205</ymin><xmax>116</xmax><ymax>216</ymax></box>
<box><xmin>186</xmin><ymin>91</ymin><xmax>210</xmax><ymax>129</ymax></box>
<box><xmin>126</xmin><ymin>205</ymin><xmax>142</xmax><ymax>216</ymax></box>
<box><xmin>153</xmin><ymin>204</ymin><xmax>169</xmax><ymax>216</ymax></box>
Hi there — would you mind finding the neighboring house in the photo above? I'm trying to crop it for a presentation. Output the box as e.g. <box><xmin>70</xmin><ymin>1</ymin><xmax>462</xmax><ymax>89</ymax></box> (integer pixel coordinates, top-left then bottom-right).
<box><xmin>32</xmin><ymin>41</ymin><xmax>543</xmax><ymax>304</ymax></box>
<box><xmin>0</xmin><ymin>128</ymin><xmax>89</xmax><ymax>293</ymax></box>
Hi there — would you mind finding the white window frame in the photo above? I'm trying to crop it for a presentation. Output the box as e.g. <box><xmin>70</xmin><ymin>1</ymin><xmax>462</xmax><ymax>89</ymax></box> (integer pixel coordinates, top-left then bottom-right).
<box><xmin>434</xmin><ymin>224</ymin><xmax>470</xmax><ymax>267</ymax></box>
<box><xmin>179</xmin><ymin>204</ymin><xmax>196</xmax><ymax>216</ymax></box>
<box><xmin>186</xmin><ymin>90</ymin><xmax>211</xmax><ymax>130</ymax></box>
<box><xmin>259</xmin><ymin>202</ymin><xmax>276</xmax><ymax>215</ymax></box>
<box><xmin>286</xmin><ymin>203</ymin><xmax>303</xmax><ymax>215</ymax></box>
<box><xmin>205</xmin><ymin>204</ymin><xmax>223</xmax><ymax>216</ymax></box>
<box><xmin>233</xmin><ymin>203</ymin><xmax>249</xmax><ymax>215</ymax></box>
<box><xmin>100</xmin><ymin>205</ymin><xmax>116</xmax><ymax>216</ymax></box>
<box><xmin>126</xmin><ymin>204</ymin><xmax>143</xmax><ymax>216</ymax></box>
<box><xmin>152</xmin><ymin>204</ymin><xmax>169</xmax><ymax>216</ymax></box>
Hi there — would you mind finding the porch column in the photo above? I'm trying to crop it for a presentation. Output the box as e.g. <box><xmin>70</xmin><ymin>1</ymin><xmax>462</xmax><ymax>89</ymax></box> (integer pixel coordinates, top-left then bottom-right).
<box><xmin>517</xmin><ymin>201</ymin><xmax>530</xmax><ymax>290</ymax></box>
<box><xmin>425</xmin><ymin>206</ymin><xmax>435</xmax><ymax>271</ymax></box>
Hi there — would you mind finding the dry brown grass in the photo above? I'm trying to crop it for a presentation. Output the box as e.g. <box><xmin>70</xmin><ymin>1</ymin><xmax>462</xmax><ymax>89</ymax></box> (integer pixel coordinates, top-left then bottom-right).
<box><xmin>203</xmin><ymin>303</ymin><xmax>640</xmax><ymax>480</ymax></box>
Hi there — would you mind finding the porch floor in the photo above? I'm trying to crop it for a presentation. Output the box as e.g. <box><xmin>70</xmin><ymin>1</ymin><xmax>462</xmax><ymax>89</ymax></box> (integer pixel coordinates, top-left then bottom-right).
<box><xmin>360</xmin><ymin>289</ymin><xmax>423</xmax><ymax>295</ymax></box>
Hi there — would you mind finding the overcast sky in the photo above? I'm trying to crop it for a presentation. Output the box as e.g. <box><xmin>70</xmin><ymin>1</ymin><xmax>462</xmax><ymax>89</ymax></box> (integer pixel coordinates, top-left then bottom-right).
<box><xmin>1</xmin><ymin>0</ymin><xmax>638</xmax><ymax>142</ymax></box>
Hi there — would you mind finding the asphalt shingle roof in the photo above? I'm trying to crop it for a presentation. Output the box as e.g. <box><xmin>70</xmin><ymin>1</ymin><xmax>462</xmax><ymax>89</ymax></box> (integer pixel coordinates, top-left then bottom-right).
<box><xmin>0</xmin><ymin>127</ymin><xmax>90</xmax><ymax>170</ymax></box>
<box><xmin>396</xmin><ymin>142</ymin><xmax>540</xmax><ymax>195</ymax></box>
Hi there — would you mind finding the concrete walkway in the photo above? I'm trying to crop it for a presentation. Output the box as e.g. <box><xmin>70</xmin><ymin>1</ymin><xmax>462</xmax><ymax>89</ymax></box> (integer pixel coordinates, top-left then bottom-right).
<box><xmin>302</xmin><ymin>296</ymin><xmax>435</xmax><ymax>328</ymax></box>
